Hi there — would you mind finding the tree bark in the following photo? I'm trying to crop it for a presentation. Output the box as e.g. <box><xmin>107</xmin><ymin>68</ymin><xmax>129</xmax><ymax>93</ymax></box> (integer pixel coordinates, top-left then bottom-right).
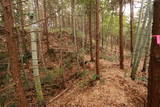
<box><xmin>130</xmin><ymin>0</ymin><xmax>134</xmax><ymax>54</ymax></box>
<box><xmin>43</xmin><ymin>0</ymin><xmax>49</xmax><ymax>51</ymax></box>
<box><xmin>89</xmin><ymin>0</ymin><xmax>94</xmax><ymax>61</ymax></box>
<box><xmin>95</xmin><ymin>0</ymin><xmax>100</xmax><ymax>77</ymax></box>
<box><xmin>71</xmin><ymin>0</ymin><xmax>76</xmax><ymax>44</ymax></box>
<box><xmin>148</xmin><ymin>0</ymin><xmax>160</xmax><ymax>106</ymax></box>
<box><xmin>1</xmin><ymin>0</ymin><xmax>29</xmax><ymax>106</ymax></box>
<box><xmin>119</xmin><ymin>0</ymin><xmax>124</xmax><ymax>69</ymax></box>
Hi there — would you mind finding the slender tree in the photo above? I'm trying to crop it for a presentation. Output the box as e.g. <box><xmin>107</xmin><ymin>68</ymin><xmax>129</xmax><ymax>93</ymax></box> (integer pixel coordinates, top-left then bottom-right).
<box><xmin>148</xmin><ymin>0</ymin><xmax>160</xmax><ymax>106</ymax></box>
<box><xmin>43</xmin><ymin>0</ymin><xmax>49</xmax><ymax>51</ymax></box>
<box><xmin>30</xmin><ymin>21</ymin><xmax>45</xmax><ymax>106</ymax></box>
<box><xmin>131</xmin><ymin>0</ymin><xmax>152</xmax><ymax>80</ymax></box>
<box><xmin>1</xmin><ymin>0</ymin><xmax>29</xmax><ymax>106</ymax></box>
<box><xmin>89</xmin><ymin>0</ymin><xmax>94</xmax><ymax>61</ymax></box>
<box><xmin>95</xmin><ymin>0</ymin><xmax>100</xmax><ymax>77</ymax></box>
<box><xmin>130</xmin><ymin>0</ymin><xmax>134</xmax><ymax>54</ymax></box>
<box><xmin>31</xmin><ymin>1</ymin><xmax>46</xmax><ymax>106</ymax></box>
<box><xmin>71</xmin><ymin>0</ymin><xmax>76</xmax><ymax>44</ymax></box>
<box><xmin>119</xmin><ymin>0</ymin><xmax>124</xmax><ymax>69</ymax></box>
<box><xmin>131</xmin><ymin>0</ymin><xmax>145</xmax><ymax>67</ymax></box>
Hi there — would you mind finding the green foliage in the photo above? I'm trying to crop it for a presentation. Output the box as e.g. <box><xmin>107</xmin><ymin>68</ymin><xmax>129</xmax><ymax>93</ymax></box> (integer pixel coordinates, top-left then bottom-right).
<box><xmin>41</xmin><ymin>67</ymin><xmax>64</xmax><ymax>84</ymax></box>
<box><xmin>23</xmin><ymin>52</ymin><xmax>32</xmax><ymax>63</ymax></box>
<box><xmin>77</xmin><ymin>70</ymin><xmax>98</xmax><ymax>89</ymax></box>
<box><xmin>92</xmin><ymin>74</ymin><xmax>100</xmax><ymax>80</ymax></box>
<box><xmin>137</xmin><ymin>77</ymin><xmax>148</xmax><ymax>82</ymax></box>
<box><xmin>0</xmin><ymin>53</ymin><xmax>7</xmax><ymax>61</ymax></box>
<box><xmin>0</xmin><ymin>91</ymin><xmax>15</xmax><ymax>107</ymax></box>
<box><xmin>100</xmin><ymin>50</ymin><xmax>118</xmax><ymax>62</ymax></box>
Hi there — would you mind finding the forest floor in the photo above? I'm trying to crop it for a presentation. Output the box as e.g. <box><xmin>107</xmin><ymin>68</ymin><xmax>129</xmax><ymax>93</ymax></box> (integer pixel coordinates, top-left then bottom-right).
<box><xmin>47</xmin><ymin>56</ymin><xmax>147</xmax><ymax>107</ymax></box>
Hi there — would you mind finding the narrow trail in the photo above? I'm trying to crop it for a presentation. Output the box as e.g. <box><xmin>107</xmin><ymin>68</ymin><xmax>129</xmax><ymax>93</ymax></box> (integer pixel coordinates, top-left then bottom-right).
<box><xmin>47</xmin><ymin>58</ymin><xmax>147</xmax><ymax>107</ymax></box>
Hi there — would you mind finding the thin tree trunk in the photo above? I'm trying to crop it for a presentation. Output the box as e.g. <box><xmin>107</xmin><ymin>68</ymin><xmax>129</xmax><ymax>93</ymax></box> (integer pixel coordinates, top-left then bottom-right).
<box><xmin>17</xmin><ymin>0</ymin><xmax>30</xmax><ymax>88</ymax></box>
<box><xmin>130</xmin><ymin>0</ymin><xmax>134</xmax><ymax>54</ymax></box>
<box><xmin>43</xmin><ymin>0</ymin><xmax>49</xmax><ymax>51</ymax></box>
<box><xmin>1</xmin><ymin>0</ymin><xmax>29</xmax><ymax>106</ymax></box>
<box><xmin>31</xmin><ymin>0</ymin><xmax>46</xmax><ymax>106</ymax></box>
<box><xmin>89</xmin><ymin>0</ymin><xmax>94</xmax><ymax>61</ymax></box>
<box><xmin>95</xmin><ymin>0</ymin><xmax>100</xmax><ymax>77</ymax></box>
<box><xmin>31</xmin><ymin>24</ymin><xmax>45</xmax><ymax>106</ymax></box>
<box><xmin>71</xmin><ymin>0</ymin><xmax>76</xmax><ymax>44</ymax></box>
<box><xmin>142</xmin><ymin>34</ymin><xmax>152</xmax><ymax>72</ymax></box>
<box><xmin>102</xmin><ymin>12</ymin><xmax>104</xmax><ymax>49</ymax></box>
<box><xmin>131</xmin><ymin>0</ymin><xmax>145</xmax><ymax>67</ymax></box>
<box><xmin>119</xmin><ymin>0</ymin><xmax>124</xmax><ymax>69</ymax></box>
<box><xmin>131</xmin><ymin>1</ymin><xmax>152</xmax><ymax>80</ymax></box>
<box><xmin>148</xmin><ymin>0</ymin><xmax>160</xmax><ymax>106</ymax></box>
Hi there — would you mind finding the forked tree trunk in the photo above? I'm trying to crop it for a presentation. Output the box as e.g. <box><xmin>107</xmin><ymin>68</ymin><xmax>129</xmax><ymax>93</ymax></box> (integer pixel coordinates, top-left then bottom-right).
<box><xmin>1</xmin><ymin>0</ymin><xmax>29</xmax><ymax>106</ymax></box>
<box><xmin>148</xmin><ymin>0</ymin><xmax>160</xmax><ymax>106</ymax></box>
<box><xmin>95</xmin><ymin>0</ymin><xmax>100</xmax><ymax>77</ymax></box>
<box><xmin>119</xmin><ymin>0</ymin><xmax>124</xmax><ymax>69</ymax></box>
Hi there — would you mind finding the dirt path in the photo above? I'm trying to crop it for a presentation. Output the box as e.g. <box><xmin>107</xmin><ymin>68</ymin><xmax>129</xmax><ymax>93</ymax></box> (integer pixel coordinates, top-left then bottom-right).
<box><xmin>47</xmin><ymin>59</ymin><xmax>147</xmax><ymax>107</ymax></box>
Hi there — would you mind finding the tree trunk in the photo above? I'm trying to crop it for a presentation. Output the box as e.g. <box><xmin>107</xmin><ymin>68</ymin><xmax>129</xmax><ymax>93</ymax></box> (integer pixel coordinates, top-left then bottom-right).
<box><xmin>71</xmin><ymin>0</ymin><xmax>76</xmax><ymax>44</ymax></box>
<box><xmin>130</xmin><ymin>0</ymin><xmax>134</xmax><ymax>54</ymax></box>
<box><xmin>131</xmin><ymin>1</ymin><xmax>152</xmax><ymax>80</ymax></box>
<box><xmin>148</xmin><ymin>0</ymin><xmax>160</xmax><ymax>106</ymax></box>
<box><xmin>31</xmin><ymin>24</ymin><xmax>45</xmax><ymax>106</ymax></box>
<box><xmin>1</xmin><ymin>0</ymin><xmax>29</xmax><ymax>106</ymax></box>
<box><xmin>89</xmin><ymin>0</ymin><xmax>94</xmax><ymax>61</ymax></box>
<box><xmin>43</xmin><ymin>0</ymin><xmax>49</xmax><ymax>51</ymax></box>
<box><xmin>119</xmin><ymin>0</ymin><xmax>124</xmax><ymax>69</ymax></box>
<box><xmin>131</xmin><ymin>0</ymin><xmax>145</xmax><ymax>67</ymax></box>
<box><xmin>101</xmin><ymin>12</ymin><xmax>104</xmax><ymax>49</ymax></box>
<box><xmin>31</xmin><ymin>0</ymin><xmax>46</xmax><ymax>106</ymax></box>
<box><xmin>142</xmin><ymin>33</ymin><xmax>152</xmax><ymax>72</ymax></box>
<box><xmin>95</xmin><ymin>0</ymin><xmax>100</xmax><ymax>77</ymax></box>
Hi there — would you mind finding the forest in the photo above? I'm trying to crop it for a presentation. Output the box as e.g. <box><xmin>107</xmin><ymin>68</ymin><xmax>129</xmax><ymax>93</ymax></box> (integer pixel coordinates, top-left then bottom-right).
<box><xmin>0</xmin><ymin>0</ymin><xmax>160</xmax><ymax>106</ymax></box>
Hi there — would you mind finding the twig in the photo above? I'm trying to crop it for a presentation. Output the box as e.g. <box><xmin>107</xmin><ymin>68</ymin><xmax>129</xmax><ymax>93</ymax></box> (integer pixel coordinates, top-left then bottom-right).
<box><xmin>0</xmin><ymin>83</ymin><xmax>16</xmax><ymax>93</ymax></box>
<box><xmin>48</xmin><ymin>87</ymin><xmax>70</xmax><ymax>104</ymax></box>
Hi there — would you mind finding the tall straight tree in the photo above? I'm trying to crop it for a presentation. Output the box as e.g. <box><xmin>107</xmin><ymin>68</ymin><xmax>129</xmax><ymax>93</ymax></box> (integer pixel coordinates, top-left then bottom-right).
<box><xmin>30</xmin><ymin>24</ymin><xmax>45</xmax><ymax>106</ymax></box>
<box><xmin>131</xmin><ymin>1</ymin><xmax>152</xmax><ymax>80</ymax></box>
<box><xmin>130</xmin><ymin>0</ymin><xmax>134</xmax><ymax>54</ymax></box>
<box><xmin>131</xmin><ymin>0</ymin><xmax>145</xmax><ymax>67</ymax></box>
<box><xmin>95</xmin><ymin>0</ymin><xmax>100</xmax><ymax>77</ymax></box>
<box><xmin>71</xmin><ymin>0</ymin><xmax>76</xmax><ymax>44</ymax></box>
<box><xmin>1</xmin><ymin>0</ymin><xmax>29</xmax><ymax>106</ymax></box>
<box><xmin>119</xmin><ymin>0</ymin><xmax>124</xmax><ymax>69</ymax></box>
<box><xmin>148</xmin><ymin>0</ymin><xmax>160</xmax><ymax>106</ymax></box>
<box><xmin>31</xmin><ymin>0</ymin><xmax>46</xmax><ymax>106</ymax></box>
<box><xmin>89</xmin><ymin>0</ymin><xmax>94</xmax><ymax>61</ymax></box>
<box><xmin>43</xmin><ymin>0</ymin><xmax>49</xmax><ymax>51</ymax></box>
